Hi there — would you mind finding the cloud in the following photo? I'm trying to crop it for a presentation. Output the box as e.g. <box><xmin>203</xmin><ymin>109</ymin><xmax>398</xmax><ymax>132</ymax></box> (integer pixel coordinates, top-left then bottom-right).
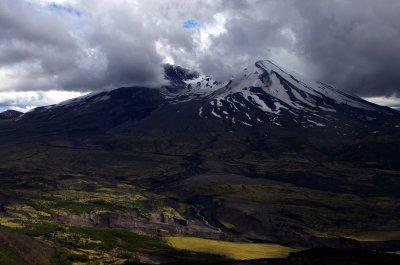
<box><xmin>364</xmin><ymin>95</ymin><xmax>400</xmax><ymax>110</ymax></box>
<box><xmin>0</xmin><ymin>91</ymin><xmax>86</xmax><ymax>112</ymax></box>
<box><xmin>0</xmin><ymin>0</ymin><xmax>399</xmax><ymax>112</ymax></box>
<box><xmin>0</xmin><ymin>0</ymin><xmax>166</xmax><ymax>92</ymax></box>
<box><xmin>291</xmin><ymin>0</ymin><xmax>400</xmax><ymax>97</ymax></box>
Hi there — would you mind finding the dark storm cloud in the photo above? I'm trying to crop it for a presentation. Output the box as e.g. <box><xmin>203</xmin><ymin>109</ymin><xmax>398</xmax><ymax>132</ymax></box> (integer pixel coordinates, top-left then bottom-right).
<box><xmin>197</xmin><ymin>8</ymin><xmax>300</xmax><ymax>80</ymax></box>
<box><xmin>292</xmin><ymin>0</ymin><xmax>400</xmax><ymax>97</ymax></box>
<box><xmin>0</xmin><ymin>1</ymin><xmax>76</xmax><ymax>48</ymax></box>
<box><xmin>0</xmin><ymin>0</ymin><xmax>399</xmax><ymax>99</ymax></box>
<box><xmin>0</xmin><ymin>0</ymin><xmax>77</xmax><ymax>72</ymax></box>
<box><xmin>0</xmin><ymin>0</ymin><xmax>165</xmax><ymax>92</ymax></box>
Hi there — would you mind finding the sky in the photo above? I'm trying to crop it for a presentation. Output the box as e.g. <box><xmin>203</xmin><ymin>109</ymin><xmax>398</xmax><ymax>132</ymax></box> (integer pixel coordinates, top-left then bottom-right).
<box><xmin>0</xmin><ymin>0</ymin><xmax>400</xmax><ymax>112</ymax></box>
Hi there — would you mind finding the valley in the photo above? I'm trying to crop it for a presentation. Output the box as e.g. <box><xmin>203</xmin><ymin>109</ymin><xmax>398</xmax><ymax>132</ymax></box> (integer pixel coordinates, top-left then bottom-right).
<box><xmin>0</xmin><ymin>133</ymin><xmax>399</xmax><ymax>264</ymax></box>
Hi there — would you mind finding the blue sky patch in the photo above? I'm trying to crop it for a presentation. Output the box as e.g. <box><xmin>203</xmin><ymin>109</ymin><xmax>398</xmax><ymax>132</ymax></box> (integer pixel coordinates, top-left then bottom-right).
<box><xmin>48</xmin><ymin>3</ymin><xmax>81</xmax><ymax>17</ymax></box>
<box><xmin>183</xmin><ymin>19</ymin><xmax>202</xmax><ymax>29</ymax></box>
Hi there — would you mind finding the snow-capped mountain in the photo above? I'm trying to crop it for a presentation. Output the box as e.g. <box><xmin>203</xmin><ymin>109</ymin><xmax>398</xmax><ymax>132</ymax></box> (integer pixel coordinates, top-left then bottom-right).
<box><xmin>162</xmin><ymin>64</ymin><xmax>227</xmax><ymax>100</ymax></box>
<box><xmin>162</xmin><ymin>60</ymin><xmax>397</xmax><ymax>128</ymax></box>
<box><xmin>14</xmin><ymin>60</ymin><xmax>399</xmax><ymax>137</ymax></box>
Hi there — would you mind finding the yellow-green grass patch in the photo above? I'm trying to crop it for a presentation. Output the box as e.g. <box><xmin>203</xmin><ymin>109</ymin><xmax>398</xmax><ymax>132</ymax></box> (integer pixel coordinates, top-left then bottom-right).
<box><xmin>166</xmin><ymin>236</ymin><xmax>296</xmax><ymax>260</ymax></box>
<box><xmin>0</xmin><ymin>216</ymin><xmax>24</xmax><ymax>229</ymax></box>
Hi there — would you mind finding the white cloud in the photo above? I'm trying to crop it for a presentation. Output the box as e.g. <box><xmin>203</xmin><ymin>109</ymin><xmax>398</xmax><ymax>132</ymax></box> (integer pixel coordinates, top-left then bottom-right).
<box><xmin>0</xmin><ymin>90</ymin><xmax>87</xmax><ymax>112</ymax></box>
<box><xmin>197</xmin><ymin>13</ymin><xmax>227</xmax><ymax>53</ymax></box>
<box><xmin>27</xmin><ymin>0</ymin><xmax>78</xmax><ymax>6</ymax></box>
<box><xmin>364</xmin><ymin>95</ymin><xmax>400</xmax><ymax>109</ymax></box>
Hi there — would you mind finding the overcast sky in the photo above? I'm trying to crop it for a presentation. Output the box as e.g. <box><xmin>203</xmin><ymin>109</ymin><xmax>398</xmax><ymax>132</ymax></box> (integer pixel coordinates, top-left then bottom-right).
<box><xmin>1</xmin><ymin>0</ymin><xmax>400</xmax><ymax>111</ymax></box>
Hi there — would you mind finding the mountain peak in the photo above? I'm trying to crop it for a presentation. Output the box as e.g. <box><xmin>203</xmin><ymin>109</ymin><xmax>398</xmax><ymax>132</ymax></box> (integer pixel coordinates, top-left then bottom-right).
<box><xmin>163</xmin><ymin>64</ymin><xmax>200</xmax><ymax>86</ymax></box>
<box><xmin>184</xmin><ymin>60</ymin><xmax>399</xmax><ymax>128</ymax></box>
<box><xmin>0</xmin><ymin>110</ymin><xmax>23</xmax><ymax>120</ymax></box>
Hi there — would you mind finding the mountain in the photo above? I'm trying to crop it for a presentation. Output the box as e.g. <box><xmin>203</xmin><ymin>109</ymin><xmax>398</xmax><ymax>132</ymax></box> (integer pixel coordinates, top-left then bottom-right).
<box><xmin>6</xmin><ymin>60</ymin><xmax>398</xmax><ymax>138</ymax></box>
<box><xmin>0</xmin><ymin>110</ymin><xmax>23</xmax><ymax>120</ymax></box>
<box><xmin>164</xmin><ymin>60</ymin><xmax>398</xmax><ymax>129</ymax></box>
<box><xmin>0</xmin><ymin>60</ymin><xmax>399</xmax><ymax>264</ymax></box>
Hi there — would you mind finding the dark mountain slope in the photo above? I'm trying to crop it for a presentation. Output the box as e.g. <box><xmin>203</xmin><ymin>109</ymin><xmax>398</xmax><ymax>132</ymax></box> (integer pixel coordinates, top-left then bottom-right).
<box><xmin>0</xmin><ymin>110</ymin><xmax>22</xmax><ymax>120</ymax></box>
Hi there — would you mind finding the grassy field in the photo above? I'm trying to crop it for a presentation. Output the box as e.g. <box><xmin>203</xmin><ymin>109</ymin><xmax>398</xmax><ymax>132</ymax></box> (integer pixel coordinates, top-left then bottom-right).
<box><xmin>166</xmin><ymin>236</ymin><xmax>296</xmax><ymax>260</ymax></box>
<box><xmin>0</xmin><ymin>219</ymin><xmax>229</xmax><ymax>264</ymax></box>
